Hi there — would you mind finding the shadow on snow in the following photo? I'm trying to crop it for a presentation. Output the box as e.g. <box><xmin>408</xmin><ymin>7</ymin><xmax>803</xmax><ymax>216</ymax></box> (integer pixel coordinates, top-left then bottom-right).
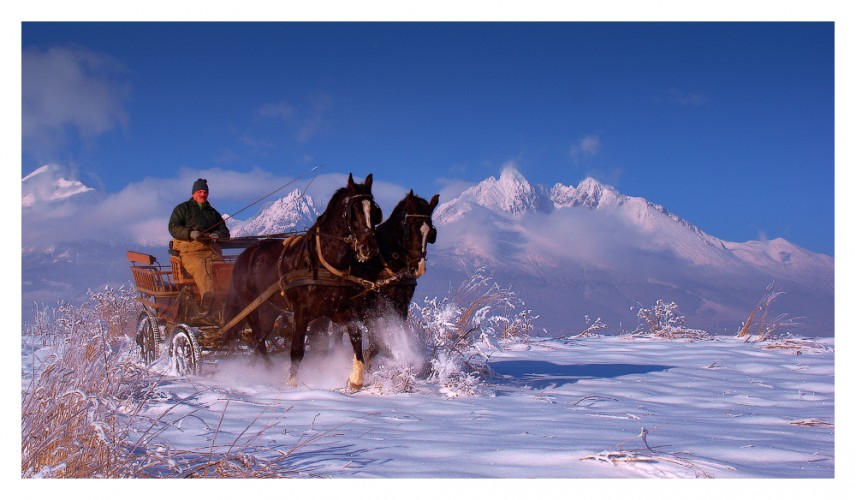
<box><xmin>489</xmin><ymin>360</ymin><xmax>673</xmax><ymax>390</ymax></box>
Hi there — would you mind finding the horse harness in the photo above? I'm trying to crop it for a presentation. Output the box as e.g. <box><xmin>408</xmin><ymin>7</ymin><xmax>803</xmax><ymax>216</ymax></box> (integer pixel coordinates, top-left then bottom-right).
<box><xmin>274</xmin><ymin>194</ymin><xmax>411</xmax><ymax>301</ymax></box>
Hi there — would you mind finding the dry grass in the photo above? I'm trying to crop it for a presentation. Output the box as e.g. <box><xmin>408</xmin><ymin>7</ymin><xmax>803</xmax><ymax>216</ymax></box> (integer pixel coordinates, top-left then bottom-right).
<box><xmin>21</xmin><ymin>287</ymin><xmax>323</xmax><ymax>478</ymax></box>
<box><xmin>407</xmin><ymin>268</ymin><xmax>537</xmax><ymax>397</ymax></box>
<box><xmin>789</xmin><ymin>419</ymin><xmax>834</xmax><ymax>428</ymax></box>
<box><xmin>760</xmin><ymin>337</ymin><xmax>832</xmax><ymax>354</ymax></box>
<box><xmin>449</xmin><ymin>267</ymin><xmax>536</xmax><ymax>344</ymax></box>
<box><xmin>138</xmin><ymin>399</ymin><xmax>333</xmax><ymax>478</ymax></box>
<box><xmin>22</xmin><ymin>287</ymin><xmax>147</xmax><ymax>477</ymax></box>
<box><xmin>581</xmin><ymin>427</ymin><xmax>728</xmax><ymax>478</ymax></box>
<box><xmin>737</xmin><ymin>282</ymin><xmax>799</xmax><ymax>342</ymax></box>
<box><xmin>570</xmin><ymin>316</ymin><xmax>608</xmax><ymax>339</ymax></box>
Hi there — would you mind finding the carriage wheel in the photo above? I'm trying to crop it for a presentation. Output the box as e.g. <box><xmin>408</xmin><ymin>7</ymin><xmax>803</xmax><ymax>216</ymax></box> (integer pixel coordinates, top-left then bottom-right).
<box><xmin>171</xmin><ymin>324</ymin><xmax>202</xmax><ymax>375</ymax></box>
<box><xmin>135</xmin><ymin>311</ymin><xmax>160</xmax><ymax>365</ymax></box>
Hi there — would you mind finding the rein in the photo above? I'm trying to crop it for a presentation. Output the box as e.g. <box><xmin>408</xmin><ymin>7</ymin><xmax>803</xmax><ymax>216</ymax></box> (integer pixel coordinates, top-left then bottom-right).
<box><xmin>398</xmin><ymin>213</ymin><xmax>434</xmax><ymax>278</ymax></box>
<box><xmin>276</xmin><ymin>192</ymin><xmax>432</xmax><ymax>299</ymax></box>
<box><xmin>277</xmin><ymin>192</ymin><xmax>391</xmax><ymax>298</ymax></box>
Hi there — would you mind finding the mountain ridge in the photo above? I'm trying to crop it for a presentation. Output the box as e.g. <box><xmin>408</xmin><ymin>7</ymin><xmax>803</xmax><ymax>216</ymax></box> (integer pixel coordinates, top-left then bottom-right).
<box><xmin>20</xmin><ymin>165</ymin><xmax>834</xmax><ymax>336</ymax></box>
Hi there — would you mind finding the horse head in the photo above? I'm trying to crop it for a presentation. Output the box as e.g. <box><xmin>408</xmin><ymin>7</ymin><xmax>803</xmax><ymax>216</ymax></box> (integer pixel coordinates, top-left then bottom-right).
<box><xmin>341</xmin><ymin>173</ymin><xmax>383</xmax><ymax>262</ymax></box>
<box><xmin>390</xmin><ymin>190</ymin><xmax>439</xmax><ymax>277</ymax></box>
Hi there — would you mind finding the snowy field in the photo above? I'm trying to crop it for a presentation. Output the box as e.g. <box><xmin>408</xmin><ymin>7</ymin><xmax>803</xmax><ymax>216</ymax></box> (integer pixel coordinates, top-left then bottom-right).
<box><xmin>131</xmin><ymin>335</ymin><xmax>833</xmax><ymax>480</ymax></box>
<box><xmin>20</xmin><ymin>320</ymin><xmax>843</xmax><ymax>498</ymax></box>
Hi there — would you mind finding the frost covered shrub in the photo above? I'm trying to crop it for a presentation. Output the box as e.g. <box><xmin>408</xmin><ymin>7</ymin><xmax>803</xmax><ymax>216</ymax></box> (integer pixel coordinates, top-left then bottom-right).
<box><xmin>22</xmin><ymin>287</ymin><xmax>147</xmax><ymax>477</ymax></box>
<box><xmin>571</xmin><ymin>316</ymin><xmax>609</xmax><ymax>338</ymax></box>
<box><xmin>22</xmin><ymin>286</ymin><xmax>307</xmax><ymax>478</ymax></box>
<box><xmin>24</xmin><ymin>284</ymin><xmax>140</xmax><ymax>346</ymax></box>
<box><xmin>408</xmin><ymin>268</ymin><xmax>537</xmax><ymax>397</ymax></box>
<box><xmin>629</xmin><ymin>299</ymin><xmax>711</xmax><ymax>340</ymax></box>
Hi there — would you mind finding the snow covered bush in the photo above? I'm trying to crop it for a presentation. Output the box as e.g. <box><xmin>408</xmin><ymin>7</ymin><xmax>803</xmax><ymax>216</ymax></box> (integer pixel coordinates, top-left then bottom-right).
<box><xmin>24</xmin><ymin>284</ymin><xmax>140</xmax><ymax>346</ymax></box>
<box><xmin>22</xmin><ymin>287</ymin><xmax>311</xmax><ymax>478</ymax></box>
<box><xmin>628</xmin><ymin>299</ymin><xmax>711</xmax><ymax>340</ymax></box>
<box><xmin>571</xmin><ymin>315</ymin><xmax>609</xmax><ymax>338</ymax></box>
<box><xmin>22</xmin><ymin>286</ymin><xmax>147</xmax><ymax>477</ymax></box>
<box><xmin>408</xmin><ymin>268</ymin><xmax>537</xmax><ymax>397</ymax></box>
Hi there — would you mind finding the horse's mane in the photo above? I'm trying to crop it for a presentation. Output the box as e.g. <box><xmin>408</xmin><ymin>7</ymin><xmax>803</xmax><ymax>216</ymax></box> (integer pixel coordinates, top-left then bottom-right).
<box><xmin>385</xmin><ymin>194</ymin><xmax>412</xmax><ymax>224</ymax></box>
<box><xmin>313</xmin><ymin>186</ymin><xmax>351</xmax><ymax>229</ymax></box>
<box><xmin>312</xmin><ymin>176</ymin><xmax>374</xmax><ymax>230</ymax></box>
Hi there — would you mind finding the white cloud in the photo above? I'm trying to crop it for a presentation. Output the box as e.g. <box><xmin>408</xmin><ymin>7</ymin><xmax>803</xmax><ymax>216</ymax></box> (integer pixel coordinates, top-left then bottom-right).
<box><xmin>22</xmin><ymin>46</ymin><xmax>130</xmax><ymax>156</ymax></box>
<box><xmin>256</xmin><ymin>101</ymin><xmax>295</xmax><ymax>120</ymax></box>
<box><xmin>21</xmin><ymin>165</ymin><xmax>415</xmax><ymax>248</ymax></box>
<box><xmin>296</xmin><ymin>93</ymin><xmax>333</xmax><ymax>143</ymax></box>
<box><xmin>253</xmin><ymin>94</ymin><xmax>332</xmax><ymax>144</ymax></box>
<box><xmin>570</xmin><ymin>134</ymin><xmax>601</xmax><ymax>163</ymax></box>
<box><xmin>668</xmin><ymin>87</ymin><xmax>710</xmax><ymax>107</ymax></box>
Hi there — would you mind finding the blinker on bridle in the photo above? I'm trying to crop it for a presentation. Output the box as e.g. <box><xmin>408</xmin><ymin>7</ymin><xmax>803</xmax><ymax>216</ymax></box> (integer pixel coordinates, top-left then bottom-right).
<box><xmin>342</xmin><ymin>194</ymin><xmax>380</xmax><ymax>245</ymax></box>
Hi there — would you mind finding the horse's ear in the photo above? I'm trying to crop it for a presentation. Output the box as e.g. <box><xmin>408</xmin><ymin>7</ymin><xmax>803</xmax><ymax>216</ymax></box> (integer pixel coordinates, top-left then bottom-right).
<box><xmin>348</xmin><ymin>173</ymin><xmax>355</xmax><ymax>189</ymax></box>
<box><xmin>365</xmin><ymin>173</ymin><xmax>373</xmax><ymax>191</ymax></box>
<box><xmin>429</xmin><ymin>194</ymin><xmax>440</xmax><ymax>212</ymax></box>
<box><xmin>409</xmin><ymin>189</ymin><xmax>415</xmax><ymax>197</ymax></box>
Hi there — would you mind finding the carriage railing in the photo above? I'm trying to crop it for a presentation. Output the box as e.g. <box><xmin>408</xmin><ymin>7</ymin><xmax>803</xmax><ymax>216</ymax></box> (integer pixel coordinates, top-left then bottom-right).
<box><xmin>128</xmin><ymin>251</ymin><xmax>180</xmax><ymax>298</ymax></box>
<box><xmin>128</xmin><ymin>232</ymin><xmax>307</xmax><ymax>317</ymax></box>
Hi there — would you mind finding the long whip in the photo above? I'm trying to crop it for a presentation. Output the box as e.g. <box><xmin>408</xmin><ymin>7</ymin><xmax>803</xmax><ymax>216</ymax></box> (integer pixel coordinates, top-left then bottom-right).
<box><xmin>203</xmin><ymin>165</ymin><xmax>323</xmax><ymax>234</ymax></box>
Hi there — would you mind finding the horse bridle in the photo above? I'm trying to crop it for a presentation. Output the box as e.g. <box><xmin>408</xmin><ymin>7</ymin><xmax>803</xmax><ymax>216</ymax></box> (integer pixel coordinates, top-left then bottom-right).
<box><xmin>278</xmin><ymin>193</ymin><xmax>384</xmax><ymax>296</ymax></box>
<box><xmin>340</xmin><ymin>194</ymin><xmax>381</xmax><ymax>248</ymax></box>
<box><xmin>394</xmin><ymin>213</ymin><xmax>435</xmax><ymax>277</ymax></box>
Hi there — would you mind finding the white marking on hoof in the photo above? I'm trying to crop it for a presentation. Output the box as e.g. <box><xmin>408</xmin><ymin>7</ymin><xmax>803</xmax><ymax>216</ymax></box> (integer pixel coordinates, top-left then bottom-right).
<box><xmin>348</xmin><ymin>356</ymin><xmax>365</xmax><ymax>390</ymax></box>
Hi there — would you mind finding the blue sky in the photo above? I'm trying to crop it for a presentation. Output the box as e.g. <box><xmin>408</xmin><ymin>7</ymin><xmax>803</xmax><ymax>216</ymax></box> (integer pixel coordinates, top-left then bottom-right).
<box><xmin>19</xmin><ymin>20</ymin><xmax>836</xmax><ymax>255</ymax></box>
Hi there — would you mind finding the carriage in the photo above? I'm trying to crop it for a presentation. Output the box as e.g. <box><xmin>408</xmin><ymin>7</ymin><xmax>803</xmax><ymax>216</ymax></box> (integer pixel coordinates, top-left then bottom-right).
<box><xmin>128</xmin><ymin>174</ymin><xmax>439</xmax><ymax>389</ymax></box>
<box><xmin>128</xmin><ymin>234</ymin><xmax>300</xmax><ymax>375</ymax></box>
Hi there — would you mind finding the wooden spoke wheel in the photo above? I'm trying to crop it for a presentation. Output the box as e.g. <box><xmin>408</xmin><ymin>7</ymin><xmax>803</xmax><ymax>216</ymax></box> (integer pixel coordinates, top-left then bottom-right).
<box><xmin>135</xmin><ymin>311</ymin><xmax>161</xmax><ymax>365</ymax></box>
<box><xmin>170</xmin><ymin>324</ymin><xmax>202</xmax><ymax>375</ymax></box>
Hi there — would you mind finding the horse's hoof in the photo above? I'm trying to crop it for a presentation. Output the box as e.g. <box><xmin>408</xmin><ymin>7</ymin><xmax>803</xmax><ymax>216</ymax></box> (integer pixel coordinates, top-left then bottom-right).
<box><xmin>347</xmin><ymin>380</ymin><xmax>363</xmax><ymax>391</ymax></box>
<box><xmin>288</xmin><ymin>376</ymin><xmax>299</xmax><ymax>388</ymax></box>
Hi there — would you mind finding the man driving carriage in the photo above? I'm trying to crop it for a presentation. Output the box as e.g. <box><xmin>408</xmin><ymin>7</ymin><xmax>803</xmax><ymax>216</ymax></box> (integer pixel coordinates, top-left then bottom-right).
<box><xmin>168</xmin><ymin>178</ymin><xmax>230</xmax><ymax>316</ymax></box>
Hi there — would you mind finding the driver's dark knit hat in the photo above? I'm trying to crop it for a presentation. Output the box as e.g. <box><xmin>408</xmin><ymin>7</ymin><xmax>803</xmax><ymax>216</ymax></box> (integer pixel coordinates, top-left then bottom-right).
<box><xmin>192</xmin><ymin>178</ymin><xmax>209</xmax><ymax>194</ymax></box>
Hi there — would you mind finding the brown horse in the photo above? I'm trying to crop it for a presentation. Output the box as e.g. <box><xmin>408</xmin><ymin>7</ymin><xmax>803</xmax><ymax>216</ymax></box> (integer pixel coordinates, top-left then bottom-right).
<box><xmin>355</xmin><ymin>190</ymin><xmax>440</xmax><ymax>359</ymax></box>
<box><xmin>220</xmin><ymin>173</ymin><xmax>382</xmax><ymax>389</ymax></box>
<box><xmin>300</xmin><ymin>190</ymin><xmax>440</xmax><ymax>367</ymax></box>
<box><xmin>353</xmin><ymin>190</ymin><xmax>439</xmax><ymax>359</ymax></box>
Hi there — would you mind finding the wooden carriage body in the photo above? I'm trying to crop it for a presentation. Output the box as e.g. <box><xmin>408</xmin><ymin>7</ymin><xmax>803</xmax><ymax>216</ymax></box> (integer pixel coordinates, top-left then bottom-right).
<box><xmin>127</xmin><ymin>236</ymin><xmax>293</xmax><ymax>373</ymax></box>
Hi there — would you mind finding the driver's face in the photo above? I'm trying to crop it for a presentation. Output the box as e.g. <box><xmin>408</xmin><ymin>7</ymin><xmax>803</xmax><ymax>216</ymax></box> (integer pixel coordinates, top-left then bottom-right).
<box><xmin>192</xmin><ymin>189</ymin><xmax>209</xmax><ymax>204</ymax></box>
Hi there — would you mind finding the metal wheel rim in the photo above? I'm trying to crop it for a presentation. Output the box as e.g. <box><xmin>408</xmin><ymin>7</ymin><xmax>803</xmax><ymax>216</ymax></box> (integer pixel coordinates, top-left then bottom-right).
<box><xmin>171</xmin><ymin>325</ymin><xmax>201</xmax><ymax>375</ymax></box>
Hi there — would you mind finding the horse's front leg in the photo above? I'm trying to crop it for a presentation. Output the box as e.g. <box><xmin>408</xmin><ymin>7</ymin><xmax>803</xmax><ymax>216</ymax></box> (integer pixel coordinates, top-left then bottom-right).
<box><xmin>289</xmin><ymin>308</ymin><xmax>308</xmax><ymax>388</ymax></box>
<box><xmin>347</xmin><ymin>323</ymin><xmax>366</xmax><ymax>390</ymax></box>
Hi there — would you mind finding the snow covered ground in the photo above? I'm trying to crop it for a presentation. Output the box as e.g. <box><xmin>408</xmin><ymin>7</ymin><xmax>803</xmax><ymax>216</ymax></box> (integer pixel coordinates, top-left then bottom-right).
<box><xmin>186</xmin><ymin>340</ymin><xmax>831</xmax><ymax>477</ymax></box>
<box><xmin>105</xmin><ymin>335</ymin><xmax>834</xmax><ymax>479</ymax></box>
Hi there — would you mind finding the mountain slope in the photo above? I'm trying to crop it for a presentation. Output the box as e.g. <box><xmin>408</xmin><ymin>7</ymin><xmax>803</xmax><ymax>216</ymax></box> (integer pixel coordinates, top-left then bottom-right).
<box><xmin>22</xmin><ymin>164</ymin><xmax>96</xmax><ymax>208</ymax></box>
<box><xmin>20</xmin><ymin>167</ymin><xmax>834</xmax><ymax>336</ymax></box>
<box><xmin>424</xmin><ymin>168</ymin><xmax>832</xmax><ymax>336</ymax></box>
<box><xmin>229</xmin><ymin>189</ymin><xmax>318</xmax><ymax>237</ymax></box>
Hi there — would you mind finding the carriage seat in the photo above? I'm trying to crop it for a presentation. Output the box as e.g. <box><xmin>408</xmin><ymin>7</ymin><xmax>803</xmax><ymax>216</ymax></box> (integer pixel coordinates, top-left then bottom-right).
<box><xmin>169</xmin><ymin>255</ymin><xmax>197</xmax><ymax>286</ymax></box>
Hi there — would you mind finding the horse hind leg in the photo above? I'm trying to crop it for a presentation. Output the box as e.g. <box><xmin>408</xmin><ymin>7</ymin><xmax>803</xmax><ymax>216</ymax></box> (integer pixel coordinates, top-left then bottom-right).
<box><xmin>307</xmin><ymin>317</ymin><xmax>333</xmax><ymax>359</ymax></box>
<box><xmin>242</xmin><ymin>310</ymin><xmax>275</xmax><ymax>369</ymax></box>
<box><xmin>288</xmin><ymin>311</ymin><xmax>309</xmax><ymax>388</ymax></box>
<box><xmin>255</xmin><ymin>338</ymin><xmax>274</xmax><ymax>369</ymax></box>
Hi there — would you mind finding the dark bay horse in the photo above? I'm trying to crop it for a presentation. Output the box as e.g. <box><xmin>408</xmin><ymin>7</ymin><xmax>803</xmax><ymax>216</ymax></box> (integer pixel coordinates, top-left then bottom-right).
<box><xmin>354</xmin><ymin>191</ymin><xmax>439</xmax><ymax>356</ymax></box>
<box><xmin>220</xmin><ymin>173</ymin><xmax>382</xmax><ymax>389</ymax></box>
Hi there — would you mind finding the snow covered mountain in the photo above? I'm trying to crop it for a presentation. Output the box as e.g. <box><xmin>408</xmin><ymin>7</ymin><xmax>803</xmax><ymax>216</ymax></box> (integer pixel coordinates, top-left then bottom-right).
<box><xmin>435</xmin><ymin>166</ymin><xmax>552</xmax><ymax>222</ymax></box>
<box><xmin>229</xmin><ymin>189</ymin><xmax>318</xmax><ymax>237</ymax></box>
<box><xmin>424</xmin><ymin>168</ymin><xmax>833</xmax><ymax>336</ymax></box>
<box><xmin>20</xmin><ymin>166</ymin><xmax>834</xmax><ymax>337</ymax></box>
<box><xmin>22</xmin><ymin>164</ymin><xmax>95</xmax><ymax>208</ymax></box>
